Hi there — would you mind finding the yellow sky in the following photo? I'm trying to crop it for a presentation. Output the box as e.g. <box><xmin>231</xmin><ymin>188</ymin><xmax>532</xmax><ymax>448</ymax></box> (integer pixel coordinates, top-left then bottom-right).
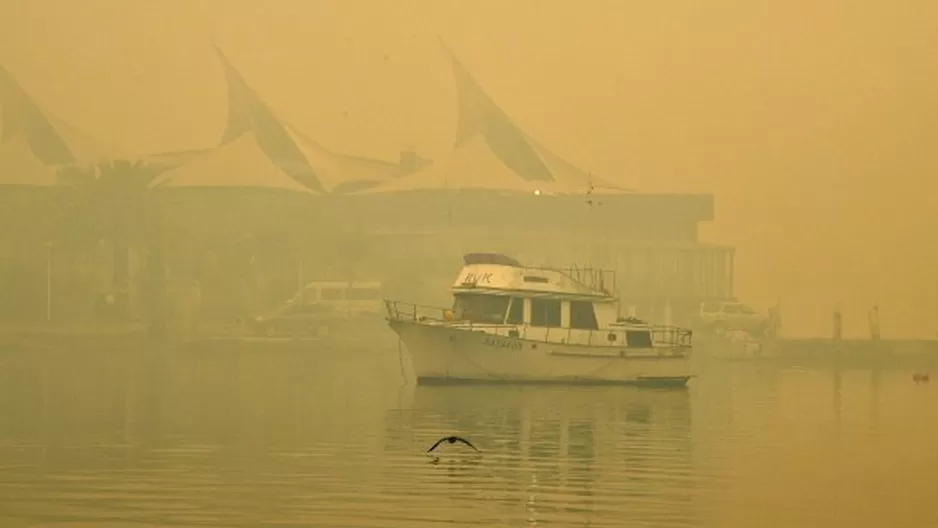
<box><xmin>2</xmin><ymin>0</ymin><xmax>937</xmax><ymax>337</ymax></box>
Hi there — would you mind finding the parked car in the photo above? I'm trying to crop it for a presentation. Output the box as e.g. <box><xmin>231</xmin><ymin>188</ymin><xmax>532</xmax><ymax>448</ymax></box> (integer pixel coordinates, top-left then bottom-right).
<box><xmin>250</xmin><ymin>280</ymin><xmax>385</xmax><ymax>338</ymax></box>
<box><xmin>697</xmin><ymin>299</ymin><xmax>769</xmax><ymax>336</ymax></box>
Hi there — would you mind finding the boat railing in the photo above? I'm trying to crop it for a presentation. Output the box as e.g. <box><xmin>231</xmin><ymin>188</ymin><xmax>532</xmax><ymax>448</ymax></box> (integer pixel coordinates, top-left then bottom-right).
<box><xmin>384</xmin><ymin>300</ymin><xmax>451</xmax><ymax>323</ymax></box>
<box><xmin>522</xmin><ymin>265</ymin><xmax>617</xmax><ymax>296</ymax></box>
<box><xmin>650</xmin><ymin>326</ymin><xmax>694</xmax><ymax>348</ymax></box>
<box><xmin>385</xmin><ymin>300</ymin><xmax>692</xmax><ymax>349</ymax></box>
<box><xmin>384</xmin><ymin>299</ymin><xmax>520</xmax><ymax>333</ymax></box>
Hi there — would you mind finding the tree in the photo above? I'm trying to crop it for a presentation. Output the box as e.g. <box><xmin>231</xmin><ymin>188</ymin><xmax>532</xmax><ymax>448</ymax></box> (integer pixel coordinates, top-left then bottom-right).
<box><xmin>57</xmin><ymin>159</ymin><xmax>166</xmax><ymax>332</ymax></box>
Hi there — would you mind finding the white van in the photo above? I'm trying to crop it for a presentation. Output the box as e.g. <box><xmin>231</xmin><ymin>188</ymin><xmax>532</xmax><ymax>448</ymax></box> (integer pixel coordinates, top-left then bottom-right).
<box><xmin>251</xmin><ymin>280</ymin><xmax>384</xmax><ymax>337</ymax></box>
<box><xmin>295</xmin><ymin>280</ymin><xmax>384</xmax><ymax>317</ymax></box>
<box><xmin>697</xmin><ymin>299</ymin><xmax>768</xmax><ymax>335</ymax></box>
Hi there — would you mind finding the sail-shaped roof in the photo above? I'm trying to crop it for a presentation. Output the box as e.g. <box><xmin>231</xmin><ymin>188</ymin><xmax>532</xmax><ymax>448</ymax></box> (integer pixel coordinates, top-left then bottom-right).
<box><xmin>150</xmin><ymin>132</ymin><xmax>316</xmax><ymax>195</ymax></box>
<box><xmin>1</xmin><ymin>64</ymin><xmax>117</xmax><ymax>187</ymax></box>
<box><xmin>358</xmin><ymin>45</ymin><xmax>627</xmax><ymax>196</ymax></box>
<box><xmin>151</xmin><ymin>45</ymin><xmax>403</xmax><ymax>195</ymax></box>
<box><xmin>0</xmin><ymin>65</ymin><xmax>77</xmax><ymax>167</ymax></box>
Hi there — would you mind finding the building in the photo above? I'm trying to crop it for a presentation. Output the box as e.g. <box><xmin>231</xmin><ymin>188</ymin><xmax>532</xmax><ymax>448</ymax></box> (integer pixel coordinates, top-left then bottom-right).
<box><xmin>321</xmin><ymin>47</ymin><xmax>733</xmax><ymax>325</ymax></box>
<box><xmin>0</xmin><ymin>45</ymin><xmax>735</xmax><ymax>328</ymax></box>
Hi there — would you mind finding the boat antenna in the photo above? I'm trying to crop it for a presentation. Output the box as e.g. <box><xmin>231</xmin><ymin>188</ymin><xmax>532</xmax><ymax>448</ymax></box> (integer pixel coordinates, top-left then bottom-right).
<box><xmin>584</xmin><ymin>174</ymin><xmax>602</xmax><ymax>270</ymax></box>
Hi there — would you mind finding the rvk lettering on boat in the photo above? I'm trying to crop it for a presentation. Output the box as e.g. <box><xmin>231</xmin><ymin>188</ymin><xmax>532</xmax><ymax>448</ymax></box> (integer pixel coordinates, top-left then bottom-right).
<box><xmin>460</xmin><ymin>272</ymin><xmax>494</xmax><ymax>285</ymax></box>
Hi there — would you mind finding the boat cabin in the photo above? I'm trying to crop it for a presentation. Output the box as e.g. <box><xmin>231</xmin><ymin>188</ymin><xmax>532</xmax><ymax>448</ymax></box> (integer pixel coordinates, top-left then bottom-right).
<box><xmin>448</xmin><ymin>253</ymin><xmax>630</xmax><ymax>333</ymax></box>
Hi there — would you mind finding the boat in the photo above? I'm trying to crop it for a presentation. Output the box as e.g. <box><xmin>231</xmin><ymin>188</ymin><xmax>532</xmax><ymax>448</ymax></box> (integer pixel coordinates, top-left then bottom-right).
<box><xmin>384</xmin><ymin>253</ymin><xmax>695</xmax><ymax>387</ymax></box>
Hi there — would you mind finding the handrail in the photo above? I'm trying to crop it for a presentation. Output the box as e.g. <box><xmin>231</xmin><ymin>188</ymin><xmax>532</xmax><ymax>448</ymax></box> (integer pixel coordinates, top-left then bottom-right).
<box><xmin>524</xmin><ymin>265</ymin><xmax>617</xmax><ymax>296</ymax></box>
<box><xmin>384</xmin><ymin>299</ymin><xmax>693</xmax><ymax>349</ymax></box>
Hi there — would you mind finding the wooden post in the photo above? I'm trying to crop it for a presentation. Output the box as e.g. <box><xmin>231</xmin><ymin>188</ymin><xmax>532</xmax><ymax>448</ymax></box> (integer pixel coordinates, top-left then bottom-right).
<box><xmin>869</xmin><ymin>304</ymin><xmax>881</xmax><ymax>340</ymax></box>
<box><xmin>832</xmin><ymin>305</ymin><xmax>843</xmax><ymax>341</ymax></box>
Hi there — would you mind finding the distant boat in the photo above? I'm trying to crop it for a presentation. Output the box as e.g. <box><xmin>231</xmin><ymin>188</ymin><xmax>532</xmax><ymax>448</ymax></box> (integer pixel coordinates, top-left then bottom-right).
<box><xmin>384</xmin><ymin>253</ymin><xmax>694</xmax><ymax>387</ymax></box>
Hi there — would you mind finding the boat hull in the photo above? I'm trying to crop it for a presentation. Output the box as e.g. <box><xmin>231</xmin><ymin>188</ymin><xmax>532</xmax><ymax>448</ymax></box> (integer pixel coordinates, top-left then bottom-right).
<box><xmin>389</xmin><ymin>320</ymin><xmax>693</xmax><ymax>387</ymax></box>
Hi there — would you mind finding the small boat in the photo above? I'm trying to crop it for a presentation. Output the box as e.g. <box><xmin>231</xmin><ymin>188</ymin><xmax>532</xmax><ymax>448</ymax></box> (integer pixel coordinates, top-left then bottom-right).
<box><xmin>384</xmin><ymin>253</ymin><xmax>694</xmax><ymax>387</ymax></box>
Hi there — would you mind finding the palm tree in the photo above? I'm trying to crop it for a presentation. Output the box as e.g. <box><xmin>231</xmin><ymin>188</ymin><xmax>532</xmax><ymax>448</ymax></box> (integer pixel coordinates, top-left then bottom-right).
<box><xmin>57</xmin><ymin>159</ymin><xmax>166</xmax><ymax>332</ymax></box>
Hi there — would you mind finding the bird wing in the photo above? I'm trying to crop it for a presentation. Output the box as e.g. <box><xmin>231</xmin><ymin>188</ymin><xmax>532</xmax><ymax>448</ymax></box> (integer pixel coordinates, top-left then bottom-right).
<box><xmin>454</xmin><ymin>437</ymin><xmax>480</xmax><ymax>452</ymax></box>
<box><xmin>426</xmin><ymin>437</ymin><xmax>447</xmax><ymax>453</ymax></box>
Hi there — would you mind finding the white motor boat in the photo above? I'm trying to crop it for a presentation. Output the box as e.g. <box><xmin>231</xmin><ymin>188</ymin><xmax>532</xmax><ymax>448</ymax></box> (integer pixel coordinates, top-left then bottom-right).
<box><xmin>384</xmin><ymin>253</ymin><xmax>694</xmax><ymax>387</ymax></box>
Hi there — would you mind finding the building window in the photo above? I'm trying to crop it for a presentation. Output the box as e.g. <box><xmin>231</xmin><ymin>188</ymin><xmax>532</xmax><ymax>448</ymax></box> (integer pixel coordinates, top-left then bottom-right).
<box><xmin>530</xmin><ymin>298</ymin><xmax>561</xmax><ymax>328</ymax></box>
<box><xmin>569</xmin><ymin>301</ymin><xmax>598</xmax><ymax>330</ymax></box>
<box><xmin>506</xmin><ymin>297</ymin><xmax>524</xmax><ymax>324</ymax></box>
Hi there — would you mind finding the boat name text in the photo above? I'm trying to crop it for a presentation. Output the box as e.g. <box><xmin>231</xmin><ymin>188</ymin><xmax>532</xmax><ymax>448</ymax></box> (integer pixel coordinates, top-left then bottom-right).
<box><xmin>482</xmin><ymin>336</ymin><xmax>522</xmax><ymax>351</ymax></box>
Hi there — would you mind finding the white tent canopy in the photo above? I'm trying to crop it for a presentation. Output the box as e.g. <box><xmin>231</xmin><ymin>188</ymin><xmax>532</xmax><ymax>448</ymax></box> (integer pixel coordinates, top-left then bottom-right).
<box><xmin>149</xmin><ymin>132</ymin><xmax>317</xmax><ymax>195</ymax></box>
<box><xmin>357</xmin><ymin>46</ymin><xmax>629</xmax><ymax>197</ymax></box>
<box><xmin>356</xmin><ymin>134</ymin><xmax>539</xmax><ymax>195</ymax></box>
<box><xmin>207</xmin><ymin>46</ymin><xmax>403</xmax><ymax>195</ymax></box>
<box><xmin>283</xmin><ymin>125</ymin><xmax>403</xmax><ymax>193</ymax></box>
<box><xmin>2</xmin><ymin>65</ymin><xmax>122</xmax><ymax>168</ymax></box>
<box><xmin>357</xmin><ymin>130</ymin><xmax>623</xmax><ymax>197</ymax></box>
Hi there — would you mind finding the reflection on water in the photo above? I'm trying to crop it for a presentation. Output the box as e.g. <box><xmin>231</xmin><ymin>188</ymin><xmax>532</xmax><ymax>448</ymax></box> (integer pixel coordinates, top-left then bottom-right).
<box><xmin>387</xmin><ymin>385</ymin><xmax>695</xmax><ymax>526</ymax></box>
<box><xmin>1</xmin><ymin>346</ymin><xmax>937</xmax><ymax>527</ymax></box>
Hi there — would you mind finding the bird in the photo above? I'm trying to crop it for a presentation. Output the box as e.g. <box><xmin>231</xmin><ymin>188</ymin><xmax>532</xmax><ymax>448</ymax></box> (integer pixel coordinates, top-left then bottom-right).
<box><xmin>426</xmin><ymin>435</ymin><xmax>480</xmax><ymax>453</ymax></box>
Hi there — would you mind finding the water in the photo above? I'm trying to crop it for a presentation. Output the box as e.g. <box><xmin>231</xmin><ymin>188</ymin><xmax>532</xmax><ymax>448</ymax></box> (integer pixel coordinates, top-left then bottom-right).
<box><xmin>1</xmin><ymin>344</ymin><xmax>937</xmax><ymax>527</ymax></box>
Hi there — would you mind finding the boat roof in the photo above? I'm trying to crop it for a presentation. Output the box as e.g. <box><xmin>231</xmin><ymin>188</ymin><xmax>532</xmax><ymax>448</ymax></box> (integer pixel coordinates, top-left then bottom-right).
<box><xmin>452</xmin><ymin>254</ymin><xmax>615</xmax><ymax>300</ymax></box>
<box><xmin>463</xmin><ymin>252</ymin><xmax>522</xmax><ymax>267</ymax></box>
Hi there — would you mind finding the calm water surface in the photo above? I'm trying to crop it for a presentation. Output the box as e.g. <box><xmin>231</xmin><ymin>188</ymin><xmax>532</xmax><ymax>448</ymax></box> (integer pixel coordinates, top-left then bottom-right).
<box><xmin>1</xmin><ymin>344</ymin><xmax>937</xmax><ymax>527</ymax></box>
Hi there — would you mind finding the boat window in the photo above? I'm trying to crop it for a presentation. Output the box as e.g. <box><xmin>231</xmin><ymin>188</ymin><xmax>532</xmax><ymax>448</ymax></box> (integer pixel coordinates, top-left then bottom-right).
<box><xmin>523</xmin><ymin>276</ymin><xmax>549</xmax><ymax>284</ymax></box>
<box><xmin>740</xmin><ymin>304</ymin><xmax>756</xmax><ymax>314</ymax></box>
<box><xmin>701</xmin><ymin>301</ymin><xmax>722</xmax><ymax>313</ymax></box>
<box><xmin>626</xmin><ymin>330</ymin><xmax>653</xmax><ymax>348</ymax></box>
<box><xmin>570</xmin><ymin>301</ymin><xmax>599</xmax><ymax>330</ymax></box>
<box><xmin>321</xmin><ymin>287</ymin><xmax>344</xmax><ymax>301</ymax></box>
<box><xmin>346</xmin><ymin>287</ymin><xmax>382</xmax><ymax>301</ymax></box>
<box><xmin>723</xmin><ymin>303</ymin><xmax>743</xmax><ymax>314</ymax></box>
<box><xmin>506</xmin><ymin>297</ymin><xmax>524</xmax><ymax>324</ymax></box>
<box><xmin>453</xmin><ymin>293</ymin><xmax>510</xmax><ymax>324</ymax></box>
<box><xmin>530</xmin><ymin>298</ymin><xmax>562</xmax><ymax>328</ymax></box>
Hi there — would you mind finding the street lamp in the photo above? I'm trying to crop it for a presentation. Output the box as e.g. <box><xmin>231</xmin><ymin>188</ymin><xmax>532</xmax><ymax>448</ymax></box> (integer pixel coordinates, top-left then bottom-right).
<box><xmin>44</xmin><ymin>241</ymin><xmax>52</xmax><ymax>323</ymax></box>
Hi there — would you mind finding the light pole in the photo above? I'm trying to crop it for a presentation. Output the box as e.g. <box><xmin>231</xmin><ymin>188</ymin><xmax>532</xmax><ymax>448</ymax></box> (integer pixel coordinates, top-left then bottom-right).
<box><xmin>44</xmin><ymin>241</ymin><xmax>52</xmax><ymax>323</ymax></box>
<box><xmin>297</xmin><ymin>250</ymin><xmax>305</xmax><ymax>302</ymax></box>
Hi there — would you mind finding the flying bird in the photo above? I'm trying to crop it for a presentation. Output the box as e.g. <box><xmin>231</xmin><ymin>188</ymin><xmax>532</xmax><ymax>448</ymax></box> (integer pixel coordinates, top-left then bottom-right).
<box><xmin>426</xmin><ymin>435</ymin><xmax>480</xmax><ymax>453</ymax></box>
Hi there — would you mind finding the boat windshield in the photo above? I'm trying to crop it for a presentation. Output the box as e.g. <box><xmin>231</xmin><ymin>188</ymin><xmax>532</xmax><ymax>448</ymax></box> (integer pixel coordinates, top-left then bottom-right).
<box><xmin>453</xmin><ymin>293</ymin><xmax>510</xmax><ymax>324</ymax></box>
